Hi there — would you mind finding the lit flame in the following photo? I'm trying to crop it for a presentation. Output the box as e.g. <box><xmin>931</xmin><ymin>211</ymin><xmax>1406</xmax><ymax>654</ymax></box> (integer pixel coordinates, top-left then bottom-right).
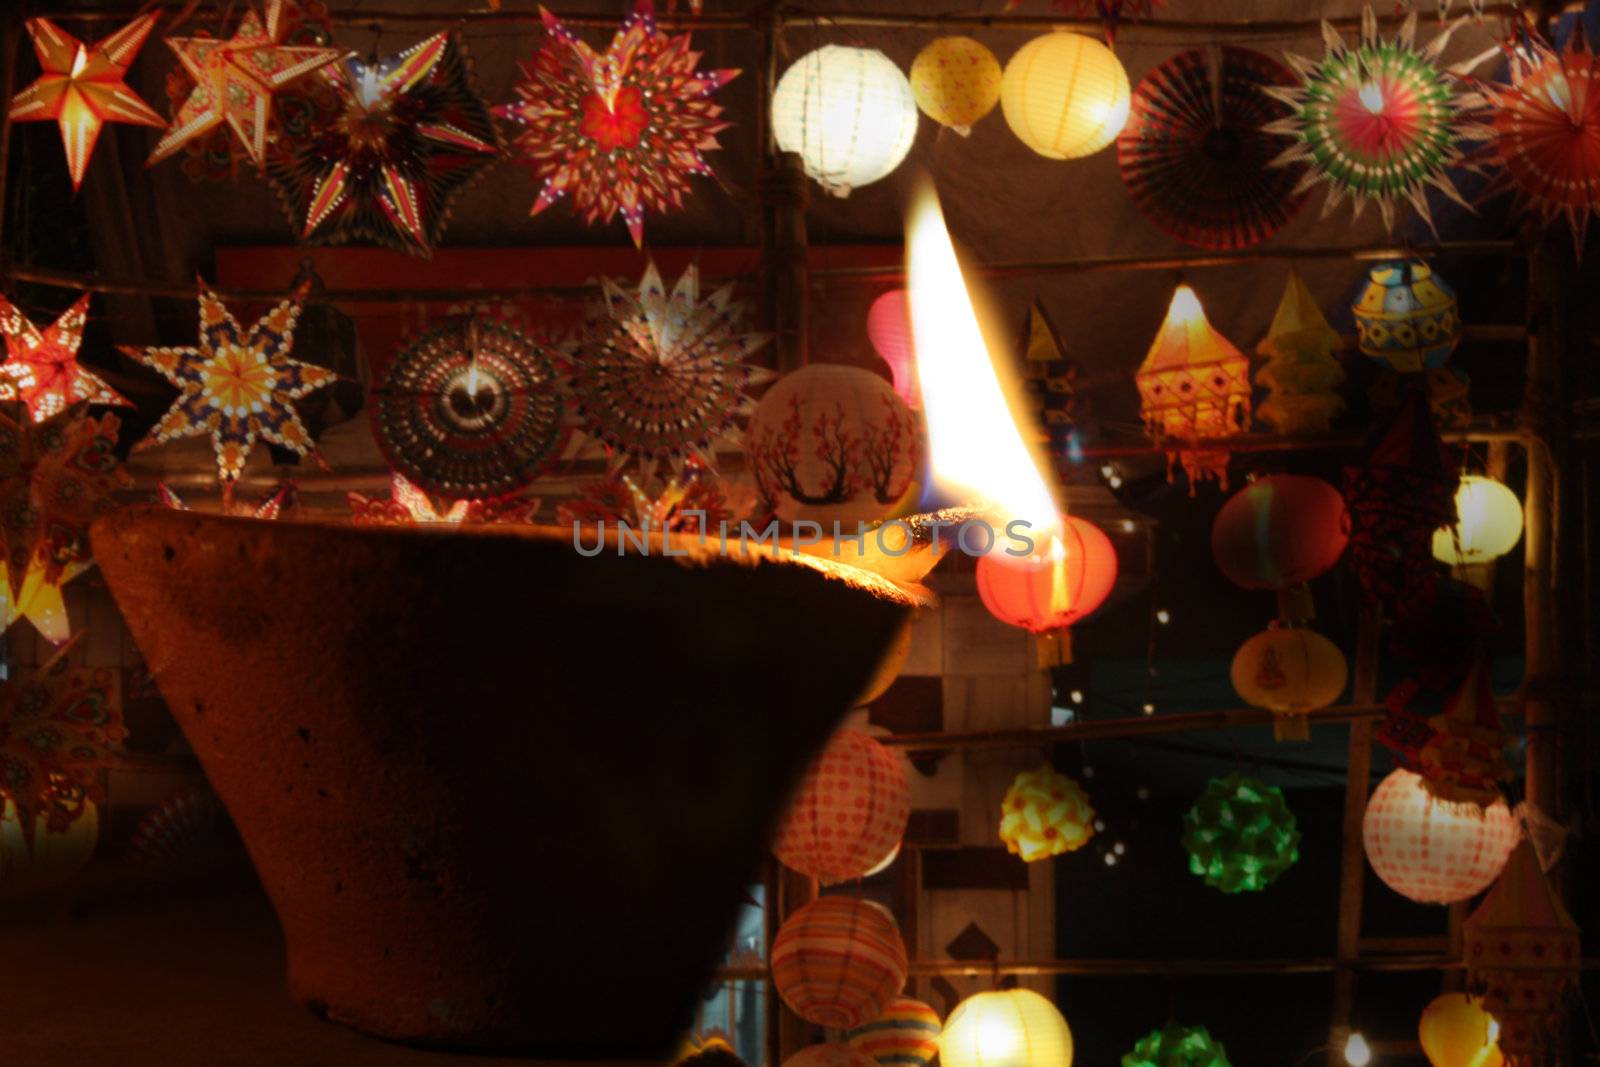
<box><xmin>905</xmin><ymin>179</ymin><xmax>1060</xmax><ymax>542</ymax></box>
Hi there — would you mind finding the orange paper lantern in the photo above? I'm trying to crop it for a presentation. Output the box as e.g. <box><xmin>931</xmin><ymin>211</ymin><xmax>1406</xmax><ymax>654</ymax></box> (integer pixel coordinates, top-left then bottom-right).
<box><xmin>772</xmin><ymin>896</ymin><xmax>908</xmax><ymax>1029</ymax></box>
<box><xmin>1231</xmin><ymin>623</ymin><xmax>1347</xmax><ymax>739</ymax></box>
<box><xmin>773</xmin><ymin>728</ymin><xmax>910</xmax><ymax>885</ymax></box>
<box><xmin>975</xmin><ymin>516</ymin><xmax>1117</xmax><ymax>634</ymax></box>
<box><xmin>867</xmin><ymin>290</ymin><xmax>919</xmax><ymax>408</ymax></box>
<box><xmin>1418</xmin><ymin>993</ymin><xmax>1504</xmax><ymax>1067</ymax></box>
<box><xmin>1362</xmin><ymin>768</ymin><xmax>1518</xmax><ymax>905</ymax></box>
<box><xmin>1211</xmin><ymin>474</ymin><xmax>1349</xmax><ymax>591</ymax></box>
<box><xmin>847</xmin><ymin>997</ymin><xmax>943</xmax><ymax>1067</ymax></box>
<box><xmin>785</xmin><ymin>1046</ymin><xmax>881</xmax><ymax>1067</ymax></box>
<box><xmin>1136</xmin><ymin>285</ymin><xmax>1251</xmax><ymax>489</ymax></box>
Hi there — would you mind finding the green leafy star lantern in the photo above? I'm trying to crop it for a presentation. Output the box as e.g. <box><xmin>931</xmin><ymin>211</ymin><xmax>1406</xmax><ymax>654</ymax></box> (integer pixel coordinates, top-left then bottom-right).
<box><xmin>1122</xmin><ymin>1022</ymin><xmax>1233</xmax><ymax>1067</ymax></box>
<box><xmin>1181</xmin><ymin>773</ymin><xmax>1300</xmax><ymax>893</ymax></box>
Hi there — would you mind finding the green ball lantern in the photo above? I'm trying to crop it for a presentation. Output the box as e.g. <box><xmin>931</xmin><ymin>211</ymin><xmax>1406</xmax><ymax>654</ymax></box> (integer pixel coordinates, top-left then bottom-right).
<box><xmin>1181</xmin><ymin>773</ymin><xmax>1300</xmax><ymax>893</ymax></box>
<box><xmin>1121</xmin><ymin>1022</ymin><xmax>1233</xmax><ymax>1067</ymax></box>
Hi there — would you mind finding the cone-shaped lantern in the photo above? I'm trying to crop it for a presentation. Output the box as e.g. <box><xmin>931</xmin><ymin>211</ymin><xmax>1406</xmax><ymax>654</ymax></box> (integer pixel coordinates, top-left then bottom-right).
<box><xmin>1136</xmin><ymin>285</ymin><xmax>1251</xmax><ymax>491</ymax></box>
<box><xmin>1463</xmin><ymin>842</ymin><xmax>1580</xmax><ymax>1060</ymax></box>
<box><xmin>1255</xmin><ymin>272</ymin><xmax>1345</xmax><ymax>435</ymax></box>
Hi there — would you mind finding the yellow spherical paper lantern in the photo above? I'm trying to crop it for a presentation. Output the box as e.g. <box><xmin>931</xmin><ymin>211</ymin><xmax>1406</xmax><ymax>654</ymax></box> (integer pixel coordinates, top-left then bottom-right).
<box><xmin>772</xmin><ymin>45</ymin><xmax>920</xmax><ymax>197</ymax></box>
<box><xmin>1432</xmin><ymin>475</ymin><xmax>1523</xmax><ymax>566</ymax></box>
<box><xmin>1231</xmin><ymin>623</ymin><xmax>1348</xmax><ymax>740</ymax></box>
<box><xmin>1001</xmin><ymin>32</ymin><xmax>1130</xmax><ymax>160</ymax></box>
<box><xmin>1419</xmin><ymin>993</ymin><xmax>1505</xmax><ymax>1067</ymax></box>
<box><xmin>941</xmin><ymin>989</ymin><xmax>1073</xmax><ymax>1067</ymax></box>
<box><xmin>911</xmin><ymin>37</ymin><xmax>1003</xmax><ymax>136</ymax></box>
<box><xmin>999</xmin><ymin>765</ymin><xmax>1095</xmax><ymax>862</ymax></box>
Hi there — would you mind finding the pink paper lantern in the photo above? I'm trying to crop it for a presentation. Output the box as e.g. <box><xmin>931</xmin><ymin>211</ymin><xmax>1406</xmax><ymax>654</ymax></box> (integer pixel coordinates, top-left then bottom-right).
<box><xmin>867</xmin><ymin>290</ymin><xmax>919</xmax><ymax>408</ymax></box>
<box><xmin>1362</xmin><ymin>768</ymin><xmax>1518</xmax><ymax>905</ymax></box>
<box><xmin>774</xmin><ymin>729</ymin><xmax>910</xmax><ymax>884</ymax></box>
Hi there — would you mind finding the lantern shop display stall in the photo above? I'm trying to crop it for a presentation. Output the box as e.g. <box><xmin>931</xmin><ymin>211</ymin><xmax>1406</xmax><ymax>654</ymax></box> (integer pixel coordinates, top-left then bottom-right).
<box><xmin>0</xmin><ymin>1</ymin><xmax>1594</xmax><ymax>1066</ymax></box>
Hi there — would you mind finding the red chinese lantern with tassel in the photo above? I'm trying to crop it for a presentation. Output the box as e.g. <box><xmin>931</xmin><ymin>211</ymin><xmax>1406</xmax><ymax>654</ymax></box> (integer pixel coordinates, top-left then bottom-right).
<box><xmin>975</xmin><ymin>515</ymin><xmax>1118</xmax><ymax>633</ymax></box>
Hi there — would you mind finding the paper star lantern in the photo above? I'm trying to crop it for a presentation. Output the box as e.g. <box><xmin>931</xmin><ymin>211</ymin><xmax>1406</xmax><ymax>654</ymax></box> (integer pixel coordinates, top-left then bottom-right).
<box><xmin>371</xmin><ymin>316</ymin><xmax>569</xmax><ymax>501</ymax></box>
<box><xmin>1122</xmin><ymin>1022</ymin><xmax>1233</xmax><ymax>1067</ymax></box>
<box><xmin>0</xmin><ymin>403</ymin><xmax>128</xmax><ymax>643</ymax></box>
<box><xmin>555</xmin><ymin>469</ymin><xmax>730</xmax><ymax>535</ymax></box>
<box><xmin>495</xmin><ymin>1</ymin><xmax>738</xmax><ymax>247</ymax></box>
<box><xmin>149</xmin><ymin>0</ymin><xmax>347</xmax><ymax>168</ymax></box>
<box><xmin>999</xmin><ymin>765</ymin><xmax>1096</xmax><ymax>862</ymax></box>
<box><xmin>1050</xmin><ymin>1</ymin><xmax>1165</xmax><ymax>43</ymax></box>
<box><xmin>1182</xmin><ymin>773</ymin><xmax>1300</xmax><ymax>893</ymax></box>
<box><xmin>0</xmin><ymin>657</ymin><xmax>125</xmax><ymax>853</ymax></box>
<box><xmin>0</xmin><ymin>293</ymin><xmax>129</xmax><ymax>422</ymax></box>
<box><xmin>121</xmin><ymin>281</ymin><xmax>338</xmax><ymax>486</ymax></box>
<box><xmin>266</xmin><ymin>32</ymin><xmax>499</xmax><ymax>256</ymax></box>
<box><xmin>346</xmin><ymin>470</ymin><xmax>542</xmax><ymax>526</ymax></box>
<box><xmin>1474</xmin><ymin>32</ymin><xmax>1600</xmax><ymax>254</ymax></box>
<box><xmin>1263</xmin><ymin>8</ymin><xmax>1475</xmax><ymax>232</ymax></box>
<box><xmin>1136</xmin><ymin>285</ymin><xmax>1251</xmax><ymax>490</ymax></box>
<box><xmin>159</xmin><ymin>480</ymin><xmax>293</xmax><ymax>519</ymax></box>
<box><xmin>572</xmin><ymin>263</ymin><xmax>771</xmax><ymax>481</ymax></box>
<box><xmin>9</xmin><ymin>15</ymin><xmax>164</xmax><ymax>191</ymax></box>
<box><xmin>1119</xmin><ymin>46</ymin><xmax>1308</xmax><ymax>250</ymax></box>
<box><xmin>1254</xmin><ymin>273</ymin><xmax>1345</xmax><ymax>435</ymax></box>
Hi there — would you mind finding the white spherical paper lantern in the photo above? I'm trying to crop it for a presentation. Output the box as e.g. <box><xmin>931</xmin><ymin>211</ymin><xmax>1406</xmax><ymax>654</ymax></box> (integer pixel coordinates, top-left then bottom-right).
<box><xmin>772</xmin><ymin>46</ymin><xmax>920</xmax><ymax>197</ymax></box>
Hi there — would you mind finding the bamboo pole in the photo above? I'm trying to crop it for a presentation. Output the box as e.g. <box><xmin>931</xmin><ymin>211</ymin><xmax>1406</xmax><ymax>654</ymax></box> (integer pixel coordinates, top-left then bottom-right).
<box><xmin>1329</xmin><ymin>600</ymin><xmax>1382</xmax><ymax>1065</ymax></box>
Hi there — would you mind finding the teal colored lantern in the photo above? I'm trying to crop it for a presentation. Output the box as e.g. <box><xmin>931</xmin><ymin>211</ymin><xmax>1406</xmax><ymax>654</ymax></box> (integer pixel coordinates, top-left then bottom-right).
<box><xmin>1181</xmin><ymin>773</ymin><xmax>1300</xmax><ymax>893</ymax></box>
<box><xmin>1352</xmin><ymin>260</ymin><xmax>1460</xmax><ymax>373</ymax></box>
<box><xmin>1121</xmin><ymin>1022</ymin><xmax>1233</xmax><ymax>1067</ymax></box>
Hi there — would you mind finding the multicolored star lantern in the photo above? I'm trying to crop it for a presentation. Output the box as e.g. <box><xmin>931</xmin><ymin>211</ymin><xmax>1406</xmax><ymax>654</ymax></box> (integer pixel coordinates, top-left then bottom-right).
<box><xmin>1263</xmin><ymin>8</ymin><xmax>1477</xmax><ymax>233</ymax></box>
<box><xmin>8</xmin><ymin>15</ymin><xmax>164</xmax><ymax>191</ymax></box>
<box><xmin>0</xmin><ymin>649</ymin><xmax>126</xmax><ymax>851</ymax></box>
<box><xmin>572</xmin><ymin>262</ymin><xmax>771</xmax><ymax>481</ymax></box>
<box><xmin>495</xmin><ymin>1</ymin><xmax>738</xmax><ymax>246</ymax></box>
<box><xmin>158</xmin><ymin>480</ymin><xmax>295</xmax><ymax>519</ymax></box>
<box><xmin>148</xmin><ymin>0</ymin><xmax>347</xmax><ymax>168</ymax></box>
<box><xmin>346</xmin><ymin>470</ymin><xmax>542</xmax><ymax>525</ymax></box>
<box><xmin>120</xmin><ymin>281</ymin><xmax>339</xmax><ymax>487</ymax></box>
<box><xmin>0</xmin><ymin>294</ymin><xmax>130</xmax><ymax>423</ymax></box>
<box><xmin>0</xmin><ymin>403</ymin><xmax>129</xmax><ymax>644</ymax></box>
<box><xmin>1471</xmin><ymin>30</ymin><xmax>1600</xmax><ymax>254</ymax></box>
<box><xmin>267</xmin><ymin>32</ymin><xmax>500</xmax><ymax>256</ymax></box>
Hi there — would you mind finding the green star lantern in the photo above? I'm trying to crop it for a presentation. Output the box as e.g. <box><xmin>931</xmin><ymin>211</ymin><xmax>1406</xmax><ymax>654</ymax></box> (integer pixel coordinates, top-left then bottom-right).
<box><xmin>1122</xmin><ymin>1022</ymin><xmax>1233</xmax><ymax>1067</ymax></box>
<box><xmin>1181</xmin><ymin>773</ymin><xmax>1300</xmax><ymax>893</ymax></box>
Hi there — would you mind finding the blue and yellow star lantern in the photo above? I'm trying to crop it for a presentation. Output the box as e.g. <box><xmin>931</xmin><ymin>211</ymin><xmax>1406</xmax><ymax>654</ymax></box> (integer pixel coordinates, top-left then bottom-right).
<box><xmin>121</xmin><ymin>281</ymin><xmax>339</xmax><ymax>486</ymax></box>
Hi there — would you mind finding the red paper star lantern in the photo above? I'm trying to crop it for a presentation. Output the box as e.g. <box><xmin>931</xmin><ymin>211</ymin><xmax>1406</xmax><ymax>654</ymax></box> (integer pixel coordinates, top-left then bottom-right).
<box><xmin>0</xmin><ymin>294</ymin><xmax>130</xmax><ymax>423</ymax></box>
<box><xmin>495</xmin><ymin>0</ymin><xmax>739</xmax><ymax>246</ymax></box>
<box><xmin>8</xmin><ymin>15</ymin><xmax>164</xmax><ymax>191</ymax></box>
<box><xmin>148</xmin><ymin>0</ymin><xmax>347</xmax><ymax>168</ymax></box>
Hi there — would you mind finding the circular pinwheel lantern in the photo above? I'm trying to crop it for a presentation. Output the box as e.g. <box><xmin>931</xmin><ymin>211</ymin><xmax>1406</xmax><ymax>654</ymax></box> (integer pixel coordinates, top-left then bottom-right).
<box><xmin>941</xmin><ymin>989</ymin><xmax>1074</xmax><ymax>1067</ymax></box>
<box><xmin>1121</xmin><ymin>1022</ymin><xmax>1233</xmax><ymax>1067</ymax></box>
<box><xmin>372</xmin><ymin>316</ymin><xmax>570</xmax><ymax>501</ymax></box>
<box><xmin>1262</xmin><ymin>9</ymin><xmax>1473</xmax><ymax>231</ymax></box>
<box><xmin>910</xmin><ymin>37</ymin><xmax>1003</xmax><ymax>135</ymax></box>
<box><xmin>1432</xmin><ymin>475</ymin><xmax>1523</xmax><ymax>566</ymax></box>
<box><xmin>1353</xmin><ymin>260</ymin><xmax>1461</xmax><ymax>373</ymax></box>
<box><xmin>999</xmin><ymin>765</ymin><xmax>1096</xmax><ymax>862</ymax></box>
<box><xmin>1181</xmin><ymin>773</ymin><xmax>1300</xmax><ymax>893</ymax></box>
<box><xmin>847</xmin><ymin>997</ymin><xmax>943</xmax><ymax>1067</ymax></box>
<box><xmin>1362</xmin><ymin>767</ymin><xmax>1517</xmax><ymax>905</ymax></box>
<box><xmin>772</xmin><ymin>729</ymin><xmax>910</xmax><ymax>885</ymax></box>
<box><xmin>1118</xmin><ymin>46</ymin><xmax>1307</xmax><ymax>250</ymax></box>
<box><xmin>772</xmin><ymin>46</ymin><xmax>919</xmax><ymax>196</ymax></box>
<box><xmin>1001</xmin><ymin>32</ymin><xmax>1130</xmax><ymax>160</ymax></box>
<box><xmin>772</xmin><ymin>897</ymin><xmax>908</xmax><ymax>1030</ymax></box>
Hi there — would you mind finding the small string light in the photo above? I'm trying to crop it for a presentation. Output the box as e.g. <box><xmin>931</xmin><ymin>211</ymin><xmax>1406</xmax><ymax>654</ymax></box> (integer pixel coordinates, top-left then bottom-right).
<box><xmin>1142</xmin><ymin>703</ymin><xmax>1155</xmax><ymax>716</ymax></box>
<box><xmin>1112</xmin><ymin>841</ymin><xmax>1126</xmax><ymax>856</ymax></box>
<box><xmin>1093</xmin><ymin>818</ymin><xmax>1106</xmax><ymax>832</ymax></box>
<box><xmin>1100</xmin><ymin>464</ymin><xmax>1116</xmax><ymax>479</ymax></box>
<box><xmin>1136</xmin><ymin>786</ymin><xmax>1150</xmax><ymax>800</ymax></box>
<box><xmin>1082</xmin><ymin>765</ymin><xmax>1096</xmax><ymax>779</ymax></box>
<box><xmin>1103</xmin><ymin>852</ymin><xmax>1118</xmax><ymax>867</ymax></box>
<box><xmin>1070</xmin><ymin>689</ymin><xmax>1084</xmax><ymax>704</ymax></box>
<box><xmin>1108</xmin><ymin>475</ymin><xmax>1124</xmax><ymax>489</ymax></box>
<box><xmin>1120</xmin><ymin>519</ymin><xmax>1136</xmax><ymax>533</ymax></box>
<box><xmin>1155</xmin><ymin>609</ymin><xmax>1171</xmax><ymax>625</ymax></box>
<box><xmin>1343</xmin><ymin>1033</ymin><xmax>1372</xmax><ymax>1067</ymax></box>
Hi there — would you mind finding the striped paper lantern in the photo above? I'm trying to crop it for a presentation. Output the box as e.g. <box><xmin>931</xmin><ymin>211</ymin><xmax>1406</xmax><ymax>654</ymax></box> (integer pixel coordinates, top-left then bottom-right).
<box><xmin>772</xmin><ymin>896</ymin><xmax>908</xmax><ymax>1029</ymax></box>
<box><xmin>785</xmin><ymin>1045</ymin><xmax>881</xmax><ymax>1067</ymax></box>
<box><xmin>773</xmin><ymin>729</ymin><xmax>910</xmax><ymax>884</ymax></box>
<box><xmin>848</xmin><ymin>997</ymin><xmax>943</xmax><ymax>1067</ymax></box>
